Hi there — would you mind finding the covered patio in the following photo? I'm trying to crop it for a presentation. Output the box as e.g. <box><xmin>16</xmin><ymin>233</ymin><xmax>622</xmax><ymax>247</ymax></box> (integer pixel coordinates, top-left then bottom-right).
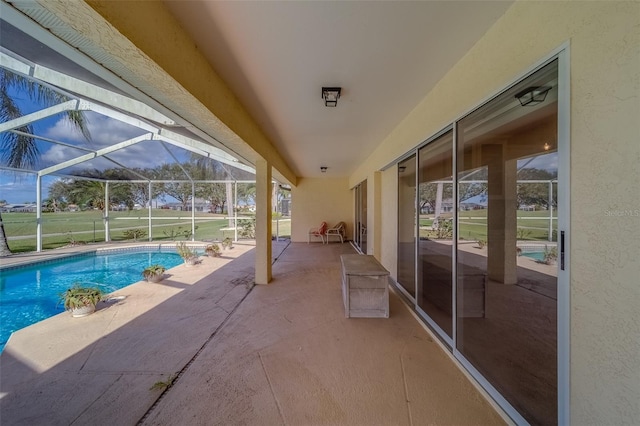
<box><xmin>0</xmin><ymin>242</ymin><xmax>503</xmax><ymax>425</ymax></box>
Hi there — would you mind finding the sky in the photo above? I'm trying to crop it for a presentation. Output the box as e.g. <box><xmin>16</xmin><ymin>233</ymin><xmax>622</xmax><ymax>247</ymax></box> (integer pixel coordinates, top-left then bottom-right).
<box><xmin>1</xmin><ymin>86</ymin><xmax>191</xmax><ymax>204</ymax></box>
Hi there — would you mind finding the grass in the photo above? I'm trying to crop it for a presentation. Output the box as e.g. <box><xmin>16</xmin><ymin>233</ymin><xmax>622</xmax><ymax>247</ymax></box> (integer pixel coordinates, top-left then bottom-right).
<box><xmin>3</xmin><ymin>210</ymin><xmax>292</xmax><ymax>253</ymax></box>
<box><xmin>418</xmin><ymin>209</ymin><xmax>556</xmax><ymax>242</ymax></box>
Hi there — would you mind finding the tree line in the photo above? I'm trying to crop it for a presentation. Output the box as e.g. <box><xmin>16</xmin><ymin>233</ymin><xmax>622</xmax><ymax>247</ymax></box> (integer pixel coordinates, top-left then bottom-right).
<box><xmin>44</xmin><ymin>160</ymin><xmax>257</xmax><ymax>213</ymax></box>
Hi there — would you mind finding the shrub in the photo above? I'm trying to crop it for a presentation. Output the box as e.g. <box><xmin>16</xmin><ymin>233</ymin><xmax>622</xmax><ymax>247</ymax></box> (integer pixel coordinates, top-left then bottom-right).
<box><xmin>221</xmin><ymin>237</ymin><xmax>233</xmax><ymax>250</ymax></box>
<box><xmin>123</xmin><ymin>228</ymin><xmax>147</xmax><ymax>241</ymax></box>
<box><xmin>142</xmin><ymin>264</ymin><xmax>166</xmax><ymax>280</ymax></box>
<box><xmin>238</xmin><ymin>219</ymin><xmax>256</xmax><ymax>239</ymax></box>
<box><xmin>60</xmin><ymin>285</ymin><xmax>104</xmax><ymax>310</ymax></box>
<box><xmin>176</xmin><ymin>241</ymin><xmax>197</xmax><ymax>261</ymax></box>
<box><xmin>516</xmin><ymin>228</ymin><xmax>532</xmax><ymax>240</ymax></box>
<box><xmin>163</xmin><ymin>226</ymin><xmax>198</xmax><ymax>240</ymax></box>
<box><xmin>205</xmin><ymin>243</ymin><xmax>221</xmax><ymax>257</ymax></box>
<box><xmin>543</xmin><ymin>247</ymin><xmax>558</xmax><ymax>265</ymax></box>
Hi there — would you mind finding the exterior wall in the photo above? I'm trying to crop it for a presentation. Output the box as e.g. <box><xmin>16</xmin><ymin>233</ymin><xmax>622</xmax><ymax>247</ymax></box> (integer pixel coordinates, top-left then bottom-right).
<box><xmin>350</xmin><ymin>1</ymin><xmax>640</xmax><ymax>424</ymax></box>
<box><xmin>291</xmin><ymin>178</ymin><xmax>352</xmax><ymax>243</ymax></box>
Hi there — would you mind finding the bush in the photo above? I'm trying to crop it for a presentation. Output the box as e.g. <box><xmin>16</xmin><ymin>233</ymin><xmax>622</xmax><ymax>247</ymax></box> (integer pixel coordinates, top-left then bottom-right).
<box><xmin>163</xmin><ymin>226</ymin><xmax>197</xmax><ymax>240</ymax></box>
<box><xmin>60</xmin><ymin>285</ymin><xmax>104</xmax><ymax>310</ymax></box>
<box><xmin>123</xmin><ymin>228</ymin><xmax>147</xmax><ymax>241</ymax></box>
<box><xmin>205</xmin><ymin>243</ymin><xmax>221</xmax><ymax>257</ymax></box>
<box><xmin>176</xmin><ymin>241</ymin><xmax>197</xmax><ymax>261</ymax></box>
<box><xmin>238</xmin><ymin>218</ymin><xmax>256</xmax><ymax>239</ymax></box>
<box><xmin>542</xmin><ymin>247</ymin><xmax>558</xmax><ymax>265</ymax></box>
<box><xmin>221</xmin><ymin>237</ymin><xmax>233</xmax><ymax>250</ymax></box>
<box><xmin>516</xmin><ymin>228</ymin><xmax>532</xmax><ymax>240</ymax></box>
<box><xmin>142</xmin><ymin>264</ymin><xmax>166</xmax><ymax>280</ymax></box>
<box><xmin>435</xmin><ymin>218</ymin><xmax>453</xmax><ymax>239</ymax></box>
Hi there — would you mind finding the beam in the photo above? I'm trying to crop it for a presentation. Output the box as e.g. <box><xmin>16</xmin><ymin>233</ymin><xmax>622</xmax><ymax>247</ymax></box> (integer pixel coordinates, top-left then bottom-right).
<box><xmin>0</xmin><ymin>100</ymin><xmax>85</xmax><ymax>133</ymax></box>
<box><xmin>38</xmin><ymin>133</ymin><xmax>153</xmax><ymax>176</ymax></box>
<box><xmin>86</xmin><ymin>103</ymin><xmax>255</xmax><ymax>174</ymax></box>
<box><xmin>9</xmin><ymin>130</ymin><xmax>94</xmax><ymax>153</ymax></box>
<box><xmin>157</xmin><ymin>129</ymin><xmax>255</xmax><ymax>174</ymax></box>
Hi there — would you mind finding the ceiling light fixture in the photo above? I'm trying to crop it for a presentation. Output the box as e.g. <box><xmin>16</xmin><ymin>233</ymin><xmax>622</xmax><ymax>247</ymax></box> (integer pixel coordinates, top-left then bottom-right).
<box><xmin>322</xmin><ymin>87</ymin><xmax>341</xmax><ymax>107</ymax></box>
<box><xmin>515</xmin><ymin>86</ymin><xmax>552</xmax><ymax>106</ymax></box>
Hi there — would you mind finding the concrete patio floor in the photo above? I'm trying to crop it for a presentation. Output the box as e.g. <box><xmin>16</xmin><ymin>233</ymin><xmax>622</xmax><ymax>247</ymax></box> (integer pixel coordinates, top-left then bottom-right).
<box><xmin>1</xmin><ymin>241</ymin><xmax>506</xmax><ymax>425</ymax></box>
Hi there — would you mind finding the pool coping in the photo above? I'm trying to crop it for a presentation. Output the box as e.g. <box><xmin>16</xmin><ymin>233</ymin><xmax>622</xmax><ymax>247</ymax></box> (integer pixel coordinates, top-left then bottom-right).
<box><xmin>0</xmin><ymin>242</ymin><xmax>210</xmax><ymax>271</ymax></box>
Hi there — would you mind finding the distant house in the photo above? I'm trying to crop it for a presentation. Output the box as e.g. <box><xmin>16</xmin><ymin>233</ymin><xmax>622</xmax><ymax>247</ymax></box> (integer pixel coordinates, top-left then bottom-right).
<box><xmin>161</xmin><ymin>200</ymin><xmax>212</xmax><ymax>212</ymax></box>
<box><xmin>1</xmin><ymin>203</ymin><xmax>37</xmax><ymax>213</ymax></box>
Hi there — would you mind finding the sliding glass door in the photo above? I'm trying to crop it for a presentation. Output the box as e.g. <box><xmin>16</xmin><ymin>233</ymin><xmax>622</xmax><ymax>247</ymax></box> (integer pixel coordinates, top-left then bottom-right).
<box><xmin>394</xmin><ymin>57</ymin><xmax>563</xmax><ymax>425</ymax></box>
<box><xmin>397</xmin><ymin>156</ymin><xmax>416</xmax><ymax>299</ymax></box>
<box><xmin>417</xmin><ymin>131</ymin><xmax>454</xmax><ymax>338</ymax></box>
<box><xmin>354</xmin><ymin>181</ymin><xmax>367</xmax><ymax>253</ymax></box>
<box><xmin>456</xmin><ymin>59</ymin><xmax>559</xmax><ymax>425</ymax></box>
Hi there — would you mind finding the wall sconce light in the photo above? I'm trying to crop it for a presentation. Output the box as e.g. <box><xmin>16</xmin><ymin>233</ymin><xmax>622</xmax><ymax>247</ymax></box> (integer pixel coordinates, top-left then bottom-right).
<box><xmin>515</xmin><ymin>86</ymin><xmax>551</xmax><ymax>106</ymax></box>
<box><xmin>320</xmin><ymin>166</ymin><xmax>328</xmax><ymax>173</ymax></box>
<box><xmin>322</xmin><ymin>87</ymin><xmax>341</xmax><ymax>107</ymax></box>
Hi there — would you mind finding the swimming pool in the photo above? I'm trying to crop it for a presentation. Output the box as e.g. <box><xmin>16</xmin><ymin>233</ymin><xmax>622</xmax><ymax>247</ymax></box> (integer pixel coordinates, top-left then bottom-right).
<box><xmin>521</xmin><ymin>251</ymin><xmax>545</xmax><ymax>262</ymax></box>
<box><xmin>0</xmin><ymin>248</ymin><xmax>186</xmax><ymax>351</ymax></box>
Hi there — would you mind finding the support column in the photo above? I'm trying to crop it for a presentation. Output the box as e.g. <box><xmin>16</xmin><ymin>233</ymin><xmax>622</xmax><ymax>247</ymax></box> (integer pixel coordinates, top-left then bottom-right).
<box><xmin>255</xmin><ymin>158</ymin><xmax>272</xmax><ymax>284</ymax></box>
<box><xmin>274</xmin><ymin>182</ymin><xmax>279</xmax><ymax>242</ymax></box>
<box><xmin>226</xmin><ymin>180</ymin><xmax>234</xmax><ymax>229</ymax></box>
<box><xmin>484</xmin><ymin>144</ymin><xmax>517</xmax><ymax>284</ymax></box>
<box><xmin>191</xmin><ymin>182</ymin><xmax>195</xmax><ymax>241</ymax></box>
<box><xmin>148</xmin><ymin>182</ymin><xmax>153</xmax><ymax>242</ymax></box>
<box><xmin>548</xmin><ymin>181</ymin><xmax>554</xmax><ymax>242</ymax></box>
<box><xmin>104</xmin><ymin>182</ymin><xmax>110</xmax><ymax>242</ymax></box>
<box><xmin>36</xmin><ymin>175</ymin><xmax>42</xmax><ymax>252</ymax></box>
<box><xmin>234</xmin><ymin>181</ymin><xmax>238</xmax><ymax>242</ymax></box>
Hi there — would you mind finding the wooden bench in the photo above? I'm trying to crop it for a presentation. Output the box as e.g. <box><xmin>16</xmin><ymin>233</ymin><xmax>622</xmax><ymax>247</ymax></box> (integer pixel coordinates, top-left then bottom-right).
<box><xmin>340</xmin><ymin>254</ymin><xmax>390</xmax><ymax>318</ymax></box>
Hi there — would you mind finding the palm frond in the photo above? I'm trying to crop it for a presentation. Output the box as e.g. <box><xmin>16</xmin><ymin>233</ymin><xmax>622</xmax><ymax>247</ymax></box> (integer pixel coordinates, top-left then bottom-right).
<box><xmin>0</xmin><ymin>68</ymin><xmax>93</xmax><ymax>169</ymax></box>
<box><xmin>1</xmin><ymin>131</ymin><xmax>40</xmax><ymax>169</ymax></box>
<box><xmin>1</xmin><ymin>76</ymin><xmax>39</xmax><ymax>168</ymax></box>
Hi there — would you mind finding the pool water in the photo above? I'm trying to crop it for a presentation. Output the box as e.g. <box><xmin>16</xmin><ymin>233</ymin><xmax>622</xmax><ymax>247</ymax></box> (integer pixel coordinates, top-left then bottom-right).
<box><xmin>0</xmin><ymin>249</ymin><xmax>184</xmax><ymax>351</ymax></box>
<box><xmin>521</xmin><ymin>251</ymin><xmax>545</xmax><ymax>261</ymax></box>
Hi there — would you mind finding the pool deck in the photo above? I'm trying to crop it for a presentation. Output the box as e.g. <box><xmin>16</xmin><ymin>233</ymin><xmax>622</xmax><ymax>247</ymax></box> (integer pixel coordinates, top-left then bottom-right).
<box><xmin>0</xmin><ymin>241</ymin><xmax>507</xmax><ymax>425</ymax></box>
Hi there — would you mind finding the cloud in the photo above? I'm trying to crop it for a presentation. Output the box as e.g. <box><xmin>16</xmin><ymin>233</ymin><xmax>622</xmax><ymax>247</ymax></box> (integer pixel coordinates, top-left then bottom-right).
<box><xmin>40</xmin><ymin>140</ymin><xmax>179</xmax><ymax>174</ymax></box>
<box><xmin>44</xmin><ymin>112</ymin><xmax>147</xmax><ymax>148</ymax></box>
<box><xmin>40</xmin><ymin>144</ymin><xmax>86</xmax><ymax>166</ymax></box>
<box><xmin>0</xmin><ymin>173</ymin><xmax>39</xmax><ymax>203</ymax></box>
<box><xmin>40</xmin><ymin>112</ymin><xmax>181</xmax><ymax>171</ymax></box>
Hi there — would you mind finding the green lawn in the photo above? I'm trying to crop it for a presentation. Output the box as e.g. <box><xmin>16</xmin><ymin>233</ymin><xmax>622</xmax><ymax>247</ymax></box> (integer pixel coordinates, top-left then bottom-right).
<box><xmin>2</xmin><ymin>210</ymin><xmax>291</xmax><ymax>253</ymax></box>
<box><xmin>418</xmin><ymin>208</ymin><xmax>556</xmax><ymax>242</ymax></box>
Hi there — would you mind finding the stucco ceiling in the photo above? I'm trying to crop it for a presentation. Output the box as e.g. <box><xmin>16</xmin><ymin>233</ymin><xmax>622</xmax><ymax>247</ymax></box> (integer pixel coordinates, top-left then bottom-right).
<box><xmin>163</xmin><ymin>1</ymin><xmax>513</xmax><ymax>178</ymax></box>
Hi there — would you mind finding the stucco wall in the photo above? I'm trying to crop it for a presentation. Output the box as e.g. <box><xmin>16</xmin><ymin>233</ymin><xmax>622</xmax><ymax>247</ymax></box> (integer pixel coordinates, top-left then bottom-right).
<box><xmin>350</xmin><ymin>1</ymin><xmax>639</xmax><ymax>423</ymax></box>
<box><xmin>381</xmin><ymin>168</ymin><xmax>398</xmax><ymax>280</ymax></box>
<box><xmin>291</xmin><ymin>178</ymin><xmax>352</xmax><ymax>243</ymax></box>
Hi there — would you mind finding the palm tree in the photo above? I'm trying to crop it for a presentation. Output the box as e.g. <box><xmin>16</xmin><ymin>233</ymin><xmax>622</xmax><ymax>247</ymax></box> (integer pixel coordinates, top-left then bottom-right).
<box><xmin>0</xmin><ymin>68</ymin><xmax>91</xmax><ymax>256</ymax></box>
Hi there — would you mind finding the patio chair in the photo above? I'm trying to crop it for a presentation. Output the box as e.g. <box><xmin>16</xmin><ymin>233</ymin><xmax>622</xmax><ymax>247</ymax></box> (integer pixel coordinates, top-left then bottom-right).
<box><xmin>325</xmin><ymin>221</ymin><xmax>346</xmax><ymax>243</ymax></box>
<box><xmin>308</xmin><ymin>221</ymin><xmax>328</xmax><ymax>244</ymax></box>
